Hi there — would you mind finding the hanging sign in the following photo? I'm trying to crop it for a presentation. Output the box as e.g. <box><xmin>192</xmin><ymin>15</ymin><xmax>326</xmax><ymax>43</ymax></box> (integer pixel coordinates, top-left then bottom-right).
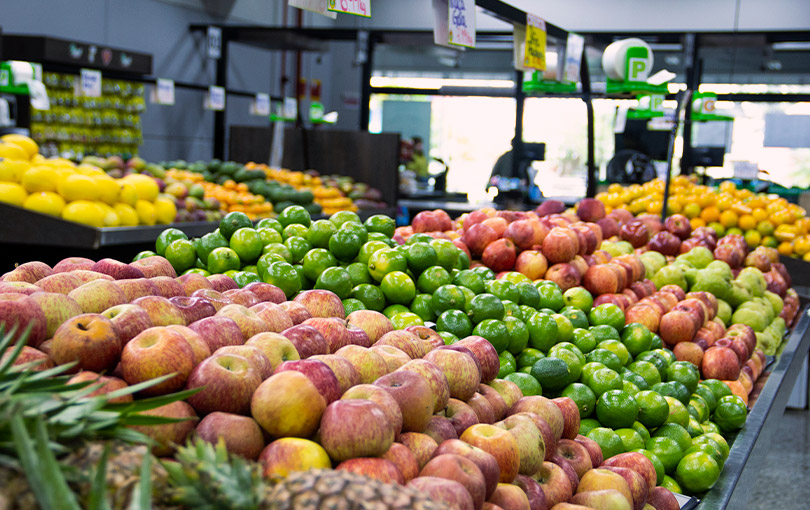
<box><xmin>289</xmin><ymin>0</ymin><xmax>337</xmax><ymax>19</ymax></box>
<box><xmin>563</xmin><ymin>33</ymin><xmax>584</xmax><ymax>83</ymax></box>
<box><xmin>204</xmin><ymin>85</ymin><xmax>225</xmax><ymax>111</ymax></box>
<box><xmin>448</xmin><ymin>0</ymin><xmax>475</xmax><ymax>48</ymax></box>
<box><xmin>151</xmin><ymin>78</ymin><xmax>175</xmax><ymax>105</ymax></box>
<box><xmin>251</xmin><ymin>93</ymin><xmax>271</xmax><ymax>116</ymax></box>
<box><xmin>432</xmin><ymin>0</ymin><xmax>451</xmax><ymax>47</ymax></box>
<box><xmin>524</xmin><ymin>14</ymin><xmax>547</xmax><ymax>70</ymax></box>
<box><xmin>207</xmin><ymin>26</ymin><xmax>222</xmax><ymax>60</ymax></box>
<box><xmin>328</xmin><ymin>0</ymin><xmax>370</xmax><ymax>17</ymax></box>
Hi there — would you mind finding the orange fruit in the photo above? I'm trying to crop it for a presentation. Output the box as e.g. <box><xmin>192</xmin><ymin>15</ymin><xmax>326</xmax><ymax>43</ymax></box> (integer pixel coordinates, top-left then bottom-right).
<box><xmin>700</xmin><ymin>206</ymin><xmax>720</xmax><ymax>223</ymax></box>
<box><xmin>738</xmin><ymin>214</ymin><xmax>756</xmax><ymax>231</ymax></box>
<box><xmin>752</xmin><ymin>208</ymin><xmax>768</xmax><ymax>222</ymax></box>
<box><xmin>23</xmin><ymin>191</ymin><xmax>65</xmax><ymax>216</ymax></box>
<box><xmin>778</xmin><ymin>241</ymin><xmax>793</xmax><ymax>256</ymax></box>
<box><xmin>690</xmin><ymin>217</ymin><xmax>706</xmax><ymax>229</ymax></box>
<box><xmin>719</xmin><ymin>210</ymin><xmax>738</xmax><ymax>228</ymax></box>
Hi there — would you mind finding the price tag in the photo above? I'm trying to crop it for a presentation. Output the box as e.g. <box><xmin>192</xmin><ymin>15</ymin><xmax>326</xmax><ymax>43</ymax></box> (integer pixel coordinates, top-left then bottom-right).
<box><xmin>524</xmin><ymin>14</ymin><xmax>546</xmax><ymax>70</ymax></box>
<box><xmin>327</xmin><ymin>0</ymin><xmax>370</xmax><ymax>17</ymax></box>
<box><xmin>289</xmin><ymin>0</ymin><xmax>337</xmax><ymax>19</ymax></box>
<box><xmin>205</xmin><ymin>85</ymin><xmax>225</xmax><ymax>111</ymax></box>
<box><xmin>563</xmin><ymin>33</ymin><xmax>584</xmax><ymax>83</ymax></box>
<box><xmin>207</xmin><ymin>26</ymin><xmax>222</xmax><ymax>59</ymax></box>
<box><xmin>448</xmin><ymin>0</ymin><xmax>475</xmax><ymax>48</ymax></box>
<box><xmin>734</xmin><ymin>161</ymin><xmax>758</xmax><ymax>180</ymax></box>
<box><xmin>79</xmin><ymin>68</ymin><xmax>102</xmax><ymax>97</ymax></box>
<box><xmin>284</xmin><ymin>97</ymin><xmax>298</xmax><ymax>120</ymax></box>
<box><xmin>151</xmin><ymin>78</ymin><xmax>175</xmax><ymax>105</ymax></box>
<box><xmin>251</xmin><ymin>93</ymin><xmax>271</xmax><ymax>116</ymax></box>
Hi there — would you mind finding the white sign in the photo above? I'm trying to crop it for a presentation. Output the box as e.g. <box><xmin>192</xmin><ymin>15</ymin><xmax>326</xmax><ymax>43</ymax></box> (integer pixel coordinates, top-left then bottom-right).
<box><xmin>448</xmin><ymin>0</ymin><xmax>475</xmax><ymax>48</ymax></box>
<box><xmin>284</xmin><ymin>97</ymin><xmax>298</xmax><ymax>120</ymax></box>
<box><xmin>432</xmin><ymin>0</ymin><xmax>450</xmax><ymax>47</ymax></box>
<box><xmin>328</xmin><ymin>0</ymin><xmax>370</xmax><ymax>17</ymax></box>
<box><xmin>205</xmin><ymin>86</ymin><xmax>225</xmax><ymax>111</ymax></box>
<box><xmin>207</xmin><ymin>26</ymin><xmax>222</xmax><ymax>59</ymax></box>
<box><xmin>251</xmin><ymin>93</ymin><xmax>271</xmax><ymax>116</ymax></box>
<box><xmin>734</xmin><ymin>161</ymin><xmax>759</xmax><ymax>180</ymax></box>
<box><xmin>289</xmin><ymin>0</ymin><xmax>337</xmax><ymax>19</ymax></box>
<box><xmin>79</xmin><ymin>68</ymin><xmax>102</xmax><ymax>97</ymax></box>
<box><xmin>564</xmin><ymin>33</ymin><xmax>584</xmax><ymax>83</ymax></box>
<box><xmin>151</xmin><ymin>78</ymin><xmax>175</xmax><ymax>105</ymax></box>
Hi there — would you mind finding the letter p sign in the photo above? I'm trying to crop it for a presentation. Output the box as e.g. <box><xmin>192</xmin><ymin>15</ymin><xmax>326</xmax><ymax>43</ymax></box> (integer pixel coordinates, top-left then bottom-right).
<box><xmin>629</xmin><ymin>57</ymin><xmax>648</xmax><ymax>81</ymax></box>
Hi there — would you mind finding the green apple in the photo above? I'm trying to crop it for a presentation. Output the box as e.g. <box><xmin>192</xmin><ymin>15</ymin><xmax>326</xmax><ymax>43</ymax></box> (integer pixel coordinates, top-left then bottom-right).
<box><xmin>602</xmin><ymin>241</ymin><xmax>634</xmax><ymax>257</ymax></box>
<box><xmin>652</xmin><ymin>265</ymin><xmax>687</xmax><ymax>292</ymax></box>
<box><xmin>677</xmin><ymin>246</ymin><xmax>714</xmax><ymax>269</ymax></box>
<box><xmin>640</xmin><ymin>251</ymin><xmax>667</xmax><ymax>277</ymax></box>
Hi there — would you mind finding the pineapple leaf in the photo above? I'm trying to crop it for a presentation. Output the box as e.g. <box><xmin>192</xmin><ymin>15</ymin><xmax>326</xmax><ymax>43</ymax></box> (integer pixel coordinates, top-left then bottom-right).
<box><xmin>105</xmin><ymin>386</ymin><xmax>201</xmax><ymax>414</ymax></box>
<box><xmin>121</xmin><ymin>414</ymin><xmax>192</xmax><ymax>426</ymax></box>
<box><xmin>102</xmin><ymin>372</ymin><xmax>177</xmax><ymax>400</ymax></box>
<box><xmin>135</xmin><ymin>450</ymin><xmax>153</xmax><ymax>510</ymax></box>
<box><xmin>0</xmin><ymin>324</ymin><xmax>27</xmax><ymax>373</ymax></box>
<box><xmin>33</xmin><ymin>418</ymin><xmax>82</xmax><ymax>510</ymax></box>
<box><xmin>87</xmin><ymin>443</ymin><xmax>112</xmax><ymax>510</ymax></box>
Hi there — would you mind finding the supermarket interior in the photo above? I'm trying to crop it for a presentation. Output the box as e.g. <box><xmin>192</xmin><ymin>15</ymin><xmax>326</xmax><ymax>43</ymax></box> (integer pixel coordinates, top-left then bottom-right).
<box><xmin>1</xmin><ymin>1</ymin><xmax>810</xmax><ymax>509</ymax></box>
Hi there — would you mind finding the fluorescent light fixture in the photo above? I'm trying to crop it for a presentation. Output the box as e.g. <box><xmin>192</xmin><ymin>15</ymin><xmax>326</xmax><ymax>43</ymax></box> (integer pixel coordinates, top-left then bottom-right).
<box><xmin>649</xmin><ymin>43</ymin><xmax>683</xmax><ymax>51</ymax></box>
<box><xmin>370</xmin><ymin>76</ymin><xmax>515</xmax><ymax>89</ymax></box>
<box><xmin>773</xmin><ymin>42</ymin><xmax>810</xmax><ymax>51</ymax></box>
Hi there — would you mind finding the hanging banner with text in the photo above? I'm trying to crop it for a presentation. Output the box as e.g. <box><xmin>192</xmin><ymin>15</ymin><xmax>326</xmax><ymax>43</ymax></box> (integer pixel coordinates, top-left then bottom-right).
<box><xmin>251</xmin><ymin>93</ymin><xmax>271</xmax><ymax>116</ymax></box>
<box><xmin>78</xmin><ymin>68</ymin><xmax>102</xmax><ymax>97</ymax></box>
<box><xmin>448</xmin><ymin>0</ymin><xmax>475</xmax><ymax>48</ymax></box>
<box><xmin>151</xmin><ymin>78</ymin><xmax>175</xmax><ymax>105</ymax></box>
<box><xmin>564</xmin><ymin>33</ymin><xmax>584</xmax><ymax>83</ymax></box>
<box><xmin>204</xmin><ymin>86</ymin><xmax>225</xmax><ymax>111</ymax></box>
<box><xmin>289</xmin><ymin>0</ymin><xmax>337</xmax><ymax>19</ymax></box>
<box><xmin>328</xmin><ymin>0</ymin><xmax>370</xmax><ymax>17</ymax></box>
<box><xmin>523</xmin><ymin>14</ymin><xmax>547</xmax><ymax>70</ymax></box>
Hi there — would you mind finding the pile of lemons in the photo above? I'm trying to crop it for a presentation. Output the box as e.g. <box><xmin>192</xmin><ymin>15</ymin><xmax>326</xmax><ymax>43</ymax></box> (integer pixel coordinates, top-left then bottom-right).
<box><xmin>0</xmin><ymin>135</ymin><xmax>176</xmax><ymax>228</ymax></box>
<box><xmin>598</xmin><ymin>177</ymin><xmax>810</xmax><ymax>259</ymax></box>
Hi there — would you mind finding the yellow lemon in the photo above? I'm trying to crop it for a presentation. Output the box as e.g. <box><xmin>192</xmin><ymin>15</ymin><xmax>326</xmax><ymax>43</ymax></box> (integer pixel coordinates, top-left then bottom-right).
<box><xmin>0</xmin><ymin>143</ymin><xmax>28</xmax><ymax>161</ymax></box>
<box><xmin>0</xmin><ymin>159</ymin><xmax>29</xmax><ymax>183</ymax></box>
<box><xmin>52</xmin><ymin>166</ymin><xmax>76</xmax><ymax>187</ymax></box>
<box><xmin>0</xmin><ymin>182</ymin><xmax>28</xmax><ymax>206</ymax></box>
<box><xmin>76</xmin><ymin>164</ymin><xmax>105</xmax><ymax>177</ymax></box>
<box><xmin>23</xmin><ymin>191</ymin><xmax>65</xmax><ymax>216</ymax></box>
<box><xmin>113</xmin><ymin>203</ymin><xmax>139</xmax><ymax>226</ymax></box>
<box><xmin>57</xmin><ymin>174</ymin><xmax>101</xmax><ymax>202</ymax></box>
<box><xmin>49</xmin><ymin>157</ymin><xmax>76</xmax><ymax>168</ymax></box>
<box><xmin>97</xmin><ymin>202</ymin><xmax>120</xmax><ymax>227</ymax></box>
<box><xmin>62</xmin><ymin>200</ymin><xmax>105</xmax><ymax>227</ymax></box>
<box><xmin>752</xmin><ymin>208</ymin><xmax>768</xmax><ymax>222</ymax></box>
<box><xmin>154</xmin><ymin>197</ymin><xmax>178</xmax><ymax>224</ymax></box>
<box><xmin>31</xmin><ymin>154</ymin><xmax>48</xmax><ymax>165</ymax></box>
<box><xmin>135</xmin><ymin>200</ymin><xmax>156</xmax><ymax>226</ymax></box>
<box><xmin>21</xmin><ymin>166</ymin><xmax>62</xmax><ymax>193</ymax></box>
<box><xmin>94</xmin><ymin>177</ymin><xmax>120</xmax><ymax>205</ymax></box>
<box><xmin>119</xmin><ymin>182</ymin><xmax>138</xmax><ymax>206</ymax></box>
<box><xmin>122</xmin><ymin>174</ymin><xmax>159</xmax><ymax>202</ymax></box>
<box><xmin>0</xmin><ymin>134</ymin><xmax>38</xmax><ymax>159</ymax></box>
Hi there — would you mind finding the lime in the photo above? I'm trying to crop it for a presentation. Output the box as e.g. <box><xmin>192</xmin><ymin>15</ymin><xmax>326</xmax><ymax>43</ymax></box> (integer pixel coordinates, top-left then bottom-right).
<box><xmin>381</xmin><ymin>271</ymin><xmax>416</xmax><ymax>305</ymax></box>
<box><xmin>552</xmin><ymin>314</ymin><xmax>574</xmax><ymax>343</ymax></box>
<box><xmin>516</xmin><ymin>282</ymin><xmax>541</xmax><ymax>308</ymax></box>
<box><xmin>621</xmin><ymin>323</ymin><xmax>653</xmax><ymax>357</ymax></box>
<box><xmin>417</xmin><ymin>266</ymin><xmax>452</xmax><ymax>294</ymax></box>
<box><xmin>587</xmin><ymin>368</ymin><xmax>623</xmax><ymax>397</ymax></box>
<box><xmin>597</xmin><ymin>339</ymin><xmax>631</xmax><ymax>366</ymax></box>
<box><xmin>666</xmin><ymin>361</ymin><xmax>700</xmax><ymax>394</ymax></box>
<box><xmin>501</xmin><ymin>272</ymin><xmax>532</xmax><ymax>285</ymax></box>
<box><xmin>257</xmin><ymin>253</ymin><xmax>284</xmax><ymax>279</ymax></box>
<box><xmin>686</xmin><ymin>416</ymin><xmax>704</xmax><ymax>438</ymax></box>
<box><xmin>526</xmin><ymin>313</ymin><xmax>558</xmax><ymax>352</ymax></box>
<box><xmin>452</xmin><ymin>269</ymin><xmax>486</xmax><ymax>294</ymax></box>
<box><xmin>233</xmin><ymin>271</ymin><xmax>261</xmax><ymax>288</ymax></box>
<box><xmin>588</xmin><ymin>427</ymin><xmax>625</xmax><ymax>459</ymax></box>
<box><xmin>615</xmin><ymin>428</ymin><xmax>646</xmax><ymax>451</ymax></box>
<box><xmin>473</xmin><ymin>319</ymin><xmax>510</xmax><ymax>353</ymax></box>
<box><xmin>635</xmin><ymin>352</ymin><xmax>669</xmax><ymax>379</ymax></box>
<box><xmin>653</xmin><ymin>381</ymin><xmax>691</xmax><ymax>406</ymax></box>
<box><xmin>632</xmin><ymin>421</ymin><xmax>651</xmax><ymax>443</ymax></box>
<box><xmin>596</xmin><ymin>389</ymin><xmax>639</xmax><ymax>429</ymax></box>
<box><xmin>688</xmin><ymin>396</ymin><xmax>710</xmax><ymax>423</ymax></box>
<box><xmin>263</xmin><ymin>243</ymin><xmax>293</xmax><ymax>263</ymax></box>
<box><xmin>590</xmin><ymin>324</ymin><xmax>621</xmax><ymax>343</ymax></box>
<box><xmin>295</xmin><ymin>265</ymin><xmax>312</xmax><ymax>292</ymax></box>
<box><xmin>501</xmin><ymin>372</ymin><xmax>540</xmax><ymax>397</ymax></box>
<box><xmin>342</xmin><ymin>298</ymin><xmax>366</xmax><ymax>315</ymax></box>
<box><xmin>580</xmin><ymin>362</ymin><xmax>607</xmax><ymax>385</ymax></box>
<box><xmin>623</xmin><ymin>380</ymin><xmax>641</xmax><ymax>396</ymax></box>
<box><xmin>520</xmin><ymin>305</ymin><xmax>539</xmax><ymax>319</ymax></box>
<box><xmin>632</xmin><ymin>449</ymin><xmax>666</xmax><ymax>485</ymax></box>
<box><xmin>486</xmin><ymin>279</ymin><xmax>521</xmax><ymax>303</ymax></box>
<box><xmin>220</xmin><ymin>211</ymin><xmax>252</xmax><ymax>239</ymax></box>
<box><xmin>133</xmin><ymin>251</ymin><xmax>156</xmax><ymax>261</ymax></box>
<box><xmin>646</xmin><ymin>436</ymin><xmax>683</xmax><ymax>474</ymax></box>
<box><xmin>537</xmin><ymin>283</ymin><xmax>565</xmax><ymax>311</ymax></box>
<box><xmin>653</xmin><ymin>348</ymin><xmax>677</xmax><ymax>366</ymax></box>
<box><xmin>350</xmin><ymin>284</ymin><xmax>386</xmax><ymax>312</ymax></box>
<box><xmin>561</xmin><ymin>382</ymin><xmax>597</xmax><ymax>418</ymax></box>
<box><xmin>561</xmin><ymin>306</ymin><xmax>590</xmax><ymax>330</ymax></box>
<box><xmin>550</xmin><ymin>349</ymin><xmax>583</xmax><ymax>384</ymax></box>
<box><xmin>283</xmin><ymin>223</ymin><xmax>309</xmax><ymax>240</ymax></box>
<box><xmin>563</xmin><ymin>287</ymin><xmax>594</xmax><ymax>313</ymax></box>
<box><xmin>406</xmin><ymin>243</ymin><xmax>439</xmax><ymax>275</ymax></box>
<box><xmin>622</xmin><ymin>368</ymin><xmax>650</xmax><ymax>391</ymax></box>
<box><xmin>530</xmin><ymin>357</ymin><xmax>570</xmax><ymax>392</ymax></box>
<box><xmin>328</xmin><ymin>229</ymin><xmax>362</xmax><ymax>262</ymax></box>
<box><xmin>284</xmin><ymin>237</ymin><xmax>312</xmax><ymax>265</ymax></box>
<box><xmin>346</xmin><ymin>262</ymin><xmax>372</xmax><ymax>286</ymax></box>
<box><xmin>436</xmin><ymin>309</ymin><xmax>473</xmax><ymax>338</ymax></box>
<box><xmin>550</xmin><ymin>342</ymin><xmax>586</xmax><ymax>365</ymax></box>
<box><xmin>456</xmin><ymin>251</ymin><xmax>471</xmax><ymax>270</ymax></box>
<box><xmin>223</xmin><ymin>269</ymin><xmax>240</xmax><ymax>280</ymax></box>
<box><xmin>182</xmin><ymin>268</ymin><xmax>210</xmax><ymax>277</ymax></box>
<box><xmin>627</xmin><ymin>360</ymin><xmax>663</xmax><ymax>388</ymax></box>
<box><xmin>314</xmin><ymin>266</ymin><xmax>352</xmax><ymax>299</ymax></box>
<box><xmin>664</xmin><ymin>396</ymin><xmax>690</xmax><ymax>428</ymax></box>
<box><xmin>579</xmin><ymin>418</ymin><xmax>601</xmax><ymax>436</ymax></box>
<box><xmin>517</xmin><ymin>348</ymin><xmax>545</xmax><ymax>369</ymax></box>
<box><xmin>256</xmin><ymin>217</ymin><xmax>283</xmax><ymax>233</ymax></box>
<box><xmin>675</xmin><ymin>452</ymin><xmax>720</xmax><ymax>494</ymax></box>
<box><xmin>498</xmin><ymin>353</ymin><xmax>517</xmax><ymax>378</ymax></box>
<box><xmin>383</xmin><ymin>304</ymin><xmax>410</xmax><ymax>319</ymax></box>
<box><xmin>340</xmin><ymin>222</ymin><xmax>368</xmax><ymax>244</ymax></box>
<box><xmin>635</xmin><ymin>390</ymin><xmax>670</xmax><ymax>428</ymax></box>
<box><xmin>468</xmin><ymin>294</ymin><xmax>505</xmax><ymax>323</ymax></box>
<box><xmin>586</xmin><ymin>348</ymin><xmax>622</xmax><ymax>373</ymax></box>
<box><xmin>693</xmin><ymin>386</ymin><xmax>718</xmax><ymax>414</ymax></box>
<box><xmin>439</xmin><ymin>331</ymin><xmax>459</xmax><ymax>345</ymax></box>
<box><xmin>408</xmin><ymin>233</ymin><xmax>433</xmax><ymax>245</ymax></box>
<box><xmin>502</xmin><ymin>300</ymin><xmax>525</xmax><ymax>322</ymax></box>
<box><xmin>473</xmin><ymin>266</ymin><xmax>496</xmax><ymax>281</ymax></box>
<box><xmin>700</xmin><ymin>379</ymin><xmax>733</xmax><ymax>402</ymax></box>
<box><xmin>207</xmin><ymin>246</ymin><xmax>241</xmax><ymax>274</ymax></box>
<box><xmin>410</xmin><ymin>293</ymin><xmax>435</xmax><ymax>322</ymax></box>
<box><xmin>654</xmin><ymin>423</ymin><xmax>693</xmax><ymax>452</ymax></box>
<box><xmin>430</xmin><ymin>284</ymin><xmax>467</xmax><ymax>316</ymax></box>
<box><xmin>228</xmin><ymin>227</ymin><xmax>262</xmax><ymax>264</ymax></box>
<box><xmin>364</xmin><ymin>215</ymin><xmax>395</xmax><ymax>237</ymax></box>
<box><xmin>430</xmin><ymin>239</ymin><xmax>459</xmax><ymax>271</ymax></box>
<box><xmin>661</xmin><ymin>475</ymin><xmax>682</xmax><ymax>494</ymax></box>
<box><xmin>650</xmin><ymin>334</ymin><xmax>664</xmax><ymax>350</ymax></box>
<box><xmin>504</xmin><ymin>317</ymin><xmax>530</xmax><ymax>354</ymax></box>
<box><xmin>156</xmin><ymin>228</ymin><xmax>188</xmax><ymax>257</ymax></box>
<box><xmin>357</xmin><ymin>241</ymin><xmax>389</xmax><ymax>266</ymax></box>
<box><xmin>329</xmin><ymin>210</ymin><xmax>360</xmax><ymax>228</ymax></box>
<box><xmin>684</xmin><ymin>442</ymin><xmax>724</xmax><ymax>471</ymax></box>
<box><xmin>714</xmin><ymin>395</ymin><xmax>747</xmax><ymax>432</ymax></box>
<box><xmin>301</xmin><ymin>248</ymin><xmax>337</xmax><ymax>282</ymax></box>
<box><xmin>701</xmin><ymin>421</ymin><xmax>721</xmax><ymax>435</ymax></box>
<box><xmin>368</xmin><ymin>249</ymin><xmax>408</xmax><ymax>281</ymax></box>
<box><xmin>165</xmin><ymin>239</ymin><xmax>197</xmax><ymax>274</ymax></box>
<box><xmin>279</xmin><ymin>205</ymin><xmax>311</xmax><ymax>228</ymax></box>
<box><xmin>258</xmin><ymin>227</ymin><xmax>283</xmax><ymax>246</ymax></box>
<box><xmin>391</xmin><ymin>312</ymin><xmax>424</xmax><ymax>329</ymax></box>
<box><xmin>588</xmin><ymin>304</ymin><xmax>626</xmax><ymax>331</ymax></box>
<box><xmin>570</xmin><ymin>328</ymin><xmax>597</xmax><ymax>354</ymax></box>
<box><xmin>263</xmin><ymin>261</ymin><xmax>301</xmax><ymax>298</ymax></box>
<box><xmin>307</xmin><ymin>219</ymin><xmax>337</xmax><ymax>248</ymax></box>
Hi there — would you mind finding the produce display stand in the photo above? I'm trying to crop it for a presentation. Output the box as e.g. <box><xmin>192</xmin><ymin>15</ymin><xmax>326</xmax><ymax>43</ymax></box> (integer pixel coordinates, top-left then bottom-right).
<box><xmin>698</xmin><ymin>305</ymin><xmax>810</xmax><ymax>508</ymax></box>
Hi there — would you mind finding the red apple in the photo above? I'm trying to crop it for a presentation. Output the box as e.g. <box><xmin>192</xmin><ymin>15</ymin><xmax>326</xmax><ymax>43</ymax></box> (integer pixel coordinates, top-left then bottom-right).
<box><xmin>407</xmin><ymin>476</ymin><xmax>474</xmax><ymax>510</ymax></box>
<box><xmin>188</xmin><ymin>316</ymin><xmax>244</xmax><ymax>351</ymax></box>
<box><xmin>121</xmin><ymin>326</ymin><xmax>194</xmax><ymax>396</ymax></box>
<box><xmin>129</xmin><ymin>401</ymin><xmax>197</xmax><ymax>456</ymax></box>
<box><xmin>196</xmin><ymin>412</ymin><xmax>265</xmax><ymax>459</ymax></box>
<box><xmin>279</xmin><ymin>301</ymin><xmax>312</xmax><ymax>324</ymax></box>
<box><xmin>374</xmin><ymin>370</ymin><xmax>434</xmax><ymax>433</ymax></box>
<box><xmin>130</xmin><ymin>256</ymin><xmax>177</xmax><ymax>278</ymax></box>
<box><xmin>251</xmin><ymin>371</ymin><xmax>326</xmax><ymax>438</ymax></box>
<box><xmin>169</xmin><ymin>296</ymin><xmax>217</xmax><ymax>324</ymax></box>
<box><xmin>425</xmin><ymin>348</ymin><xmax>482</xmax><ymax>401</ymax></box>
<box><xmin>186</xmin><ymin>353</ymin><xmax>261</xmax><ymax>415</ymax></box>
<box><xmin>509</xmin><ymin>396</ymin><xmax>564</xmax><ymax>441</ymax></box>
<box><xmin>483</xmin><ymin>239</ymin><xmax>518</xmax><ymax>273</ymax></box>
<box><xmin>50</xmin><ymin>313</ymin><xmax>121</xmax><ymax>372</ymax></box>
<box><xmin>533</xmin><ymin>461</ymin><xmax>572</xmax><ymax>508</ymax></box>
<box><xmin>601</xmin><ymin>452</ymin><xmax>657</xmax><ymax>497</ymax></box>
<box><xmin>701</xmin><ymin>346</ymin><xmax>741</xmax><ymax>380</ymax></box>
<box><xmin>346</xmin><ymin>309</ymin><xmax>394</xmax><ymax>342</ymax></box>
<box><xmin>460</xmin><ymin>424</ymin><xmax>520</xmax><ymax>483</ymax></box>
<box><xmin>464</xmin><ymin>224</ymin><xmax>499</xmax><ymax>258</ymax></box>
<box><xmin>421</xmin><ymin>454</ymin><xmax>487</xmax><ymax>510</ymax></box>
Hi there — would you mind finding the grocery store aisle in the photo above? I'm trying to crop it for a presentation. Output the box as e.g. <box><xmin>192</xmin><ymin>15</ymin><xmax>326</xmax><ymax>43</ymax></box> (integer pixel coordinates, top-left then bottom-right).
<box><xmin>746</xmin><ymin>409</ymin><xmax>810</xmax><ymax>508</ymax></box>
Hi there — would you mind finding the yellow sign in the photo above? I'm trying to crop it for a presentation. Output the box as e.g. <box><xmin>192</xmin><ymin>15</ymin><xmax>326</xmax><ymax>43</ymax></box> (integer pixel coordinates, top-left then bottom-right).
<box><xmin>524</xmin><ymin>14</ymin><xmax>546</xmax><ymax>71</ymax></box>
